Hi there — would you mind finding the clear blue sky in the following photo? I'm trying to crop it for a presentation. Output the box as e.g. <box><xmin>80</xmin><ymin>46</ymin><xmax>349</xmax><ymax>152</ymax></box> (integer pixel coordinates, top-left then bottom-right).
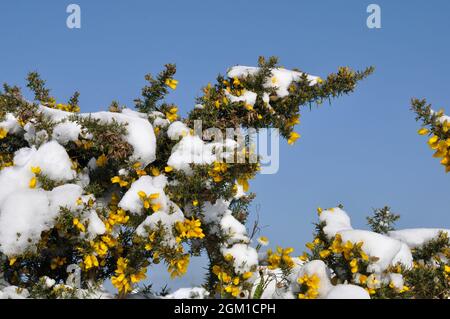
<box><xmin>1</xmin><ymin>0</ymin><xmax>449</xmax><ymax>292</ymax></box>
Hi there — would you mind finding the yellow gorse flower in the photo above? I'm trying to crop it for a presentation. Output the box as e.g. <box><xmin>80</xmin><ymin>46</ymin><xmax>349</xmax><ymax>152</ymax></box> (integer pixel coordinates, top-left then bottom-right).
<box><xmin>176</xmin><ymin>218</ymin><xmax>205</xmax><ymax>240</ymax></box>
<box><xmin>105</xmin><ymin>208</ymin><xmax>129</xmax><ymax>231</ymax></box>
<box><xmin>29</xmin><ymin>177</ymin><xmax>37</xmax><ymax>189</ymax></box>
<box><xmin>0</xmin><ymin>127</ymin><xmax>8</xmax><ymax>139</ymax></box>
<box><xmin>237</xmin><ymin>176</ymin><xmax>250</xmax><ymax>192</ymax></box>
<box><xmin>168</xmin><ymin>254</ymin><xmax>190</xmax><ymax>278</ymax></box>
<box><xmin>418</xmin><ymin>127</ymin><xmax>429</xmax><ymax>135</ymax></box>
<box><xmin>45</xmin><ymin>97</ymin><xmax>80</xmax><ymax>113</ymax></box>
<box><xmin>319</xmin><ymin>250</ymin><xmax>331</xmax><ymax>258</ymax></box>
<box><xmin>209</xmin><ymin>161</ymin><xmax>227</xmax><ymax>183</ymax></box>
<box><xmin>150</xmin><ymin>167</ymin><xmax>160</xmax><ymax>176</ymax></box>
<box><xmin>138</xmin><ymin>191</ymin><xmax>161</xmax><ymax>213</ymax></box>
<box><xmin>287</xmin><ymin>115</ymin><xmax>300</xmax><ymax>127</ymax></box>
<box><xmin>83</xmin><ymin>254</ymin><xmax>99</xmax><ymax>270</ymax></box>
<box><xmin>111</xmin><ymin>176</ymin><xmax>129</xmax><ymax>187</ymax></box>
<box><xmin>96</xmin><ymin>154</ymin><xmax>108</xmax><ymax>167</ymax></box>
<box><xmin>111</xmin><ymin>257</ymin><xmax>146</xmax><ymax>294</ymax></box>
<box><xmin>165</xmin><ymin>107</ymin><xmax>178</xmax><ymax>122</ymax></box>
<box><xmin>9</xmin><ymin>257</ymin><xmax>17</xmax><ymax>266</ymax></box>
<box><xmin>165</xmin><ymin>78</ymin><xmax>178</xmax><ymax>90</ymax></box>
<box><xmin>287</xmin><ymin>132</ymin><xmax>300</xmax><ymax>145</ymax></box>
<box><xmin>30</xmin><ymin>166</ymin><xmax>41</xmax><ymax>174</ymax></box>
<box><xmin>73</xmin><ymin>218</ymin><xmax>86</xmax><ymax>232</ymax></box>
<box><xmin>164</xmin><ymin>166</ymin><xmax>173</xmax><ymax>173</ymax></box>
<box><xmin>298</xmin><ymin>274</ymin><xmax>320</xmax><ymax>299</ymax></box>
<box><xmin>267</xmin><ymin>246</ymin><xmax>295</xmax><ymax>269</ymax></box>
<box><xmin>349</xmin><ymin>258</ymin><xmax>358</xmax><ymax>273</ymax></box>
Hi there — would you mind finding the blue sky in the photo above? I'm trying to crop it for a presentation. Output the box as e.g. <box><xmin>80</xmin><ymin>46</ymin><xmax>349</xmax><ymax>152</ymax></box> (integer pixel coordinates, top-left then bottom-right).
<box><xmin>1</xmin><ymin>1</ymin><xmax>450</xmax><ymax>292</ymax></box>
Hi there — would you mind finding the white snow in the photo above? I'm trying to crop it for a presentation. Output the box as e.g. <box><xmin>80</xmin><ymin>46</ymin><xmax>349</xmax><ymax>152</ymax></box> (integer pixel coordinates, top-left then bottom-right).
<box><xmin>221</xmin><ymin>243</ymin><xmax>258</xmax><ymax>274</ymax></box>
<box><xmin>119</xmin><ymin>175</ymin><xmax>168</xmax><ymax>215</ymax></box>
<box><xmin>325</xmin><ymin>284</ymin><xmax>370</xmax><ymax>299</ymax></box>
<box><xmin>84</xmin><ymin>112</ymin><xmax>156</xmax><ymax>166</ymax></box>
<box><xmin>135</xmin><ymin>203</ymin><xmax>184</xmax><ymax>247</ymax></box>
<box><xmin>389</xmin><ymin>228</ymin><xmax>450</xmax><ymax>248</ymax></box>
<box><xmin>296</xmin><ymin>260</ymin><xmax>332</xmax><ymax>298</ymax></box>
<box><xmin>0</xmin><ymin>141</ymin><xmax>76</xmax><ymax>207</ymax></box>
<box><xmin>251</xmin><ymin>268</ymin><xmax>295</xmax><ymax>299</ymax></box>
<box><xmin>318</xmin><ymin>207</ymin><xmax>353</xmax><ymax>238</ymax></box>
<box><xmin>0</xmin><ymin>113</ymin><xmax>22</xmax><ymax>135</ymax></box>
<box><xmin>0</xmin><ymin>183</ymin><xmax>85</xmax><ymax>256</ymax></box>
<box><xmin>121</xmin><ymin>175</ymin><xmax>185</xmax><ymax>247</ymax></box>
<box><xmin>167</xmin><ymin>121</ymin><xmax>190</xmax><ymax>140</ymax></box>
<box><xmin>0</xmin><ymin>165</ymin><xmax>33</xmax><ymax>206</ymax></box>
<box><xmin>164</xmin><ymin>287</ymin><xmax>209</xmax><ymax>299</ymax></box>
<box><xmin>220</xmin><ymin>214</ymin><xmax>249</xmax><ymax>244</ymax></box>
<box><xmin>227</xmin><ymin>66</ymin><xmax>320</xmax><ymax>98</ymax></box>
<box><xmin>0</xmin><ymin>286</ymin><xmax>30</xmax><ymax>299</ymax></box>
<box><xmin>39</xmin><ymin>105</ymin><xmax>157</xmax><ymax>166</ymax></box>
<box><xmin>0</xmin><ymin>189</ymin><xmax>51</xmax><ymax>256</ymax></box>
<box><xmin>225</xmin><ymin>90</ymin><xmax>257</xmax><ymax>107</ymax></box>
<box><xmin>201</xmin><ymin>199</ymin><xmax>230</xmax><ymax>231</ymax></box>
<box><xmin>47</xmin><ymin>184</ymin><xmax>83</xmax><ymax>213</ymax></box>
<box><xmin>18</xmin><ymin>141</ymin><xmax>76</xmax><ymax>181</ymax></box>
<box><xmin>52</xmin><ymin>121</ymin><xmax>81</xmax><ymax>145</ymax></box>
<box><xmin>121</xmin><ymin>108</ymin><xmax>149</xmax><ymax>119</ymax></box>
<box><xmin>339</xmin><ymin>230</ymin><xmax>413</xmax><ymax>272</ymax></box>
<box><xmin>319</xmin><ymin>207</ymin><xmax>414</xmax><ymax>272</ymax></box>
<box><xmin>167</xmin><ymin>135</ymin><xmax>216</xmax><ymax>174</ymax></box>
<box><xmin>87</xmin><ymin>210</ymin><xmax>106</xmax><ymax>238</ymax></box>
<box><xmin>389</xmin><ymin>273</ymin><xmax>404</xmax><ymax>291</ymax></box>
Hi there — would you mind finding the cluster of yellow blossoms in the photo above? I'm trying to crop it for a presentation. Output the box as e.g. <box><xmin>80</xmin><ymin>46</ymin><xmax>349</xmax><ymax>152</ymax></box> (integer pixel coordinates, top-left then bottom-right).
<box><xmin>208</xmin><ymin>161</ymin><xmax>228</xmax><ymax>183</ymax></box>
<box><xmin>28</xmin><ymin>166</ymin><xmax>41</xmax><ymax>189</ymax></box>
<box><xmin>308</xmin><ymin>234</ymin><xmax>368</xmax><ymax>275</ymax></box>
<box><xmin>168</xmin><ymin>254</ymin><xmax>190</xmax><ymax>279</ymax></box>
<box><xmin>236</xmin><ymin>175</ymin><xmax>251</xmax><ymax>193</ymax></box>
<box><xmin>83</xmin><ymin>254</ymin><xmax>99</xmax><ymax>270</ymax></box>
<box><xmin>132</xmin><ymin>162</ymin><xmax>147</xmax><ymax>177</ymax></box>
<box><xmin>297</xmin><ymin>274</ymin><xmax>320</xmax><ymax>299</ymax></box>
<box><xmin>82</xmin><ymin>237</ymin><xmax>116</xmax><ymax>271</ymax></box>
<box><xmin>103</xmin><ymin>194</ymin><xmax>130</xmax><ymax>232</ymax></box>
<box><xmin>74</xmin><ymin>139</ymin><xmax>94</xmax><ymax>150</ymax></box>
<box><xmin>165</xmin><ymin>78</ymin><xmax>178</xmax><ymax>90</ymax></box>
<box><xmin>137</xmin><ymin>191</ymin><xmax>161</xmax><ymax>213</ymax></box>
<box><xmin>444</xmin><ymin>265</ymin><xmax>450</xmax><ymax>280</ymax></box>
<box><xmin>165</xmin><ymin>106</ymin><xmax>178</xmax><ymax>122</ymax></box>
<box><xmin>111</xmin><ymin>175</ymin><xmax>129</xmax><ymax>188</ymax></box>
<box><xmin>0</xmin><ymin>127</ymin><xmax>8</xmax><ymax>139</ymax></box>
<box><xmin>330</xmin><ymin>235</ymin><xmax>367</xmax><ymax>262</ymax></box>
<box><xmin>141</xmin><ymin>230</ymin><xmax>190</xmax><ymax>279</ymax></box>
<box><xmin>96</xmin><ymin>154</ymin><xmax>108</xmax><ymax>167</ymax></box>
<box><xmin>105</xmin><ymin>208</ymin><xmax>129</xmax><ymax>232</ymax></box>
<box><xmin>73</xmin><ymin>218</ymin><xmax>86</xmax><ymax>233</ymax></box>
<box><xmin>175</xmin><ymin>217</ymin><xmax>205</xmax><ymax>241</ymax></box>
<box><xmin>45</xmin><ymin>97</ymin><xmax>80</xmax><ymax>113</ymax></box>
<box><xmin>287</xmin><ymin>132</ymin><xmax>300</xmax><ymax>145</ymax></box>
<box><xmin>419</xmin><ymin>117</ymin><xmax>450</xmax><ymax>172</ymax></box>
<box><xmin>286</xmin><ymin>114</ymin><xmax>301</xmax><ymax>145</ymax></box>
<box><xmin>111</xmin><ymin>257</ymin><xmax>147</xmax><ymax>294</ymax></box>
<box><xmin>266</xmin><ymin>246</ymin><xmax>295</xmax><ymax>270</ymax></box>
<box><xmin>212</xmin><ymin>264</ymin><xmax>253</xmax><ymax>297</ymax></box>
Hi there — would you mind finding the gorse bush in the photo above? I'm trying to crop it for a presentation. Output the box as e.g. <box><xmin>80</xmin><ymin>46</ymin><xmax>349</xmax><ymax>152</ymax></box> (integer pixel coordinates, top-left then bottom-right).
<box><xmin>0</xmin><ymin>57</ymin><xmax>448</xmax><ymax>299</ymax></box>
